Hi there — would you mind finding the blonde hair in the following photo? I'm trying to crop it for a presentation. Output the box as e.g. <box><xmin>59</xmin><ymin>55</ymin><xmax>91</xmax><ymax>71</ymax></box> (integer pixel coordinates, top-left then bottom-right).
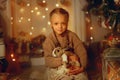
<box><xmin>50</xmin><ymin>8</ymin><xmax>69</xmax><ymax>22</ymax></box>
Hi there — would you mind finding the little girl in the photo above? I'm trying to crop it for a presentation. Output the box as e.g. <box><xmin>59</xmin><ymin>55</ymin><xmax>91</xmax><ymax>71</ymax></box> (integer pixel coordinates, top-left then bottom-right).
<box><xmin>43</xmin><ymin>8</ymin><xmax>88</xmax><ymax>80</ymax></box>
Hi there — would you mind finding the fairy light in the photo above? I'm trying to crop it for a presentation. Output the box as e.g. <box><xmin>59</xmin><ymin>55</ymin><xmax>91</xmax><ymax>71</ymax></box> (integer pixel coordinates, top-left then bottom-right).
<box><xmin>34</xmin><ymin>7</ymin><xmax>38</xmax><ymax>10</ymax></box>
<box><xmin>31</xmin><ymin>10</ymin><xmax>34</xmax><ymax>13</ymax></box>
<box><xmin>11</xmin><ymin>22</ymin><xmax>13</xmax><ymax>24</ymax></box>
<box><xmin>55</xmin><ymin>3</ymin><xmax>59</xmax><ymax>7</ymax></box>
<box><xmin>90</xmin><ymin>27</ymin><xmax>93</xmax><ymax>30</ymax></box>
<box><xmin>20</xmin><ymin>8</ymin><xmax>24</xmax><ymax>13</ymax></box>
<box><xmin>36</xmin><ymin>11</ymin><xmax>41</xmax><ymax>15</ymax></box>
<box><xmin>109</xmin><ymin>26</ymin><xmax>112</xmax><ymax>29</ymax></box>
<box><xmin>18</xmin><ymin>20</ymin><xmax>21</xmax><ymax>22</ymax></box>
<box><xmin>90</xmin><ymin>36</ymin><xmax>93</xmax><ymax>40</ymax></box>
<box><xmin>11</xmin><ymin>17</ymin><xmax>13</xmax><ymax>20</ymax></box>
<box><xmin>28</xmin><ymin>18</ymin><xmax>31</xmax><ymax>22</ymax></box>
<box><xmin>45</xmin><ymin>8</ymin><xmax>48</xmax><ymax>11</ymax></box>
<box><xmin>31</xmin><ymin>27</ymin><xmax>34</xmax><ymax>30</ymax></box>
<box><xmin>11</xmin><ymin>54</ymin><xmax>14</xmax><ymax>58</ymax></box>
<box><xmin>12</xmin><ymin>58</ymin><xmax>16</xmax><ymax>61</ymax></box>
<box><xmin>48</xmin><ymin>21</ymin><xmax>51</xmax><ymax>25</ymax></box>
<box><xmin>27</xmin><ymin>3</ymin><xmax>30</xmax><ymax>7</ymax></box>
<box><xmin>42</xmin><ymin>15</ymin><xmax>46</xmax><ymax>18</ymax></box>
<box><xmin>42</xmin><ymin>0</ymin><xmax>46</xmax><ymax>3</ymax></box>
<box><xmin>29</xmin><ymin>32</ymin><xmax>33</xmax><ymax>35</ymax></box>
<box><xmin>20</xmin><ymin>17</ymin><xmax>23</xmax><ymax>20</ymax></box>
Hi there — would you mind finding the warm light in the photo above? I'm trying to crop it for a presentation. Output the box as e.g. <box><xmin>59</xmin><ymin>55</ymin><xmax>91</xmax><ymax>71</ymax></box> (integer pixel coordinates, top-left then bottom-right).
<box><xmin>11</xmin><ymin>17</ymin><xmax>13</xmax><ymax>20</ymax></box>
<box><xmin>36</xmin><ymin>12</ymin><xmax>41</xmax><ymax>15</ymax></box>
<box><xmin>42</xmin><ymin>0</ymin><xmax>46</xmax><ymax>3</ymax></box>
<box><xmin>31</xmin><ymin>10</ymin><xmax>34</xmax><ymax>13</ymax></box>
<box><xmin>20</xmin><ymin>17</ymin><xmax>23</xmax><ymax>20</ymax></box>
<box><xmin>90</xmin><ymin>27</ymin><xmax>93</xmax><ymax>30</ymax></box>
<box><xmin>31</xmin><ymin>27</ymin><xmax>34</xmax><ymax>30</ymax></box>
<box><xmin>28</xmin><ymin>18</ymin><xmax>31</xmax><ymax>22</ymax></box>
<box><xmin>85</xmin><ymin>11</ymin><xmax>89</xmax><ymax>14</ymax></box>
<box><xmin>45</xmin><ymin>8</ymin><xmax>48</xmax><ymax>11</ymax></box>
<box><xmin>20</xmin><ymin>8</ymin><xmax>24</xmax><ymax>13</ymax></box>
<box><xmin>42</xmin><ymin>15</ymin><xmax>46</xmax><ymax>18</ymax></box>
<box><xmin>56</xmin><ymin>3</ymin><xmax>59</xmax><ymax>7</ymax></box>
<box><xmin>35</xmin><ymin>7</ymin><xmax>38</xmax><ymax>10</ymax></box>
<box><xmin>27</xmin><ymin>3</ymin><xmax>30</xmax><ymax>7</ymax></box>
<box><xmin>48</xmin><ymin>21</ymin><xmax>51</xmax><ymax>25</ymax></box>
<box><xmin>86</xmin><ymin>17</ymin><xmax>90</xmax><ymax>23</ymax></box>
<box><xmin>90</xmin><ymin>36</ymin><xmax>93</xmax><ymax>40</ymax></box>
<box><xmin>12</xmin><ymin>58</ymin><xmax>16</xmax><ymax>61</ymax></box>
<box><xmin>29</xmin><ymin>32</ymin><xmax>32</xmax><ymax>35</ymax></box>
<box><xmin>109</xmin><ymin>26</ymin><xmax>112</xmax><ymax>29</ymax></box>
<box><xmin>42</xmin><ymin>27</ymin><xmax>46</xmax><ymax>31</ymax></box>
<box><xmin>11</xmin><ymin>54</ymin><xmax>14</xmax><ymax>58</ymax></box>
<box><xmin>11</xmin><ymin>22</ymin><xmax>13</xmax><ymax>24</ymax></box>
<box><xmin>18</xmin><ymin>20</ymin><xmax>22</xmax><ymax>23</ymax></box>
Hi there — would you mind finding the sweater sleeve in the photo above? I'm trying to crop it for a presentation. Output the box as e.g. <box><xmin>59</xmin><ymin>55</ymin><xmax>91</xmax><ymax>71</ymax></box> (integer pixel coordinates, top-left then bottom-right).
<box><xmin>72</xmin><ymin>33</ymin><xmax>88</xmax><ymax>69</ymax></box>
<box><xmin>43</xmin><ymin>37</ymin><xmax>62</xmax><ymax>68</ymax></box>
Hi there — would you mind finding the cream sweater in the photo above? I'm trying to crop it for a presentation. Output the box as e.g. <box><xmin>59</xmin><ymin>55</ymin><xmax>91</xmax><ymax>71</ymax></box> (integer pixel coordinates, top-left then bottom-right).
<box><xmin>43</xmin><ymin>30</ymin><xmax>88</xmax><ymax>69</ymax></box>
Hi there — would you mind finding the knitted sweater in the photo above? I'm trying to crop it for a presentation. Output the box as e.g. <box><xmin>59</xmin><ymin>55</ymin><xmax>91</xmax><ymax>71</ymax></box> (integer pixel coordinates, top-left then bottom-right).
<box><xmin>43</xmin><ymin>30</ymin><xmax>88</xmax><ymax>69</ymax></box>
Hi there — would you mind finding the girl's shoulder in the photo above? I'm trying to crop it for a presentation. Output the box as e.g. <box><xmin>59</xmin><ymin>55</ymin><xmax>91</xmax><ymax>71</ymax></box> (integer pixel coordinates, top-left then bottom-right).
<box><xmin>67</xmin><ymin>30</ymin><xmax>78</xmax><ymax>38</ymax></box>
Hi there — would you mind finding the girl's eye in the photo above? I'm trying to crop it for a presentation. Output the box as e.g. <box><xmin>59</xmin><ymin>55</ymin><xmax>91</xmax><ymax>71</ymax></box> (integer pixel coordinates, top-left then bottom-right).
<box><xmin>54</xmin><ymin>23</ymin><xmax>58</xmax><ymax>25</ymax></box>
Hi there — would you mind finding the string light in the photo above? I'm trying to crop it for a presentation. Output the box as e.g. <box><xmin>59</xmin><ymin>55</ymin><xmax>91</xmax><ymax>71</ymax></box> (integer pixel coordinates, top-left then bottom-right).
<box><xmin>20</xmin><ymin>8</ymin><xmax>24</xmax><ymax>13</ymax></box>
<box><xmin>36</xmin><ymin>11</ymin><xmax>41</xmax><ymax>15</ymax></box>
<box><xmin>12</xmin><ymin>58</ymin><xmax>16</xmax><ymax>61</ymax></box>
<box><xmin>42</xmin><ymin>15</ymin><xmax>46</xmax><ymax>18</ymax></box>
<box><xmin>55</xmin><ymin>3</ymin><xmax>59</xmax><ymax>7</ymax></box>
<box><xmin>11</xmin><ymin>17</ymin><xmax>13</xmax><ymax>20</ymax></box>
<box><xmin>90</xmin><ymin>36</ymin><xmax>93</xmax><ymax>40</ymax></box>
<box><xmin>29</xmin><ymin>32</ymin><xmax>33</xmax><ymax>35</ymax></box>
<box><xmin>48</xmin><ymin>21</ymin><xmax>51</xmax><ymax>25</ymax></box>
<box><xmin>31</xmin><ymin>27</ymin><xmax>34</xmax><ymax>30</ymax></box>
<box><xmin>45</xmin><ymin>8</ymin><xmax>48</xmax><ymax>11</ymax></box>
<box><xmin>18</xmin><ymin>20</ymin><xmax>22</xmax><ymax>23</ymax></box>
<box><xmin>90</xmin><ymin>27</ymin><xmax>93</xmax><ymax>30</ymax></box>
<box><xmin>26</xmin><ymin>3</ymin><xmax>30</xmax><ymax>7</ymax></box>
<box><xmin>28</xmin><ymin>18</ymin><xmax>31</xmax><ymax>22</ymax></box>
<box><xmin>34</xmin><ymin>7</ymin><xmax>38</xmax><ymax>10</ymax></box>
<box><xmin>42</xmin><ymin>0</ymin><xmax>46</xmax><ymax>3</ymax></box>
<box><xmin>31</xmin><ymin>10</ymin><xmax>34</xmax><ymax>13</ymax></box>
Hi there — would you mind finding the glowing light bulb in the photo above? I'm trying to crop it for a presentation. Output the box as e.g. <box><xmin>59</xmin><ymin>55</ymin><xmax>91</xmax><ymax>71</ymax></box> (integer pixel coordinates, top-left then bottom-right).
<box><xmin>27</xmin><ymin>3</ymin><xmax>30</xmax><ymax>6</ymax></box>
<box><xmin>29</xmin><ymin>32</ymin><xmax>32</xmax><ymax>35</ymax></box>
<box><xmin>35</xmin><ymin>7</ymin><xmax>38</xmax><ymax>10</ymax></box>
<box><xmin>45</xmin><ymin>8</ymin><xmax>48</xmax><ymax>11</ymax></box>
<box><xmin>12</xmin><ymin>58</ymin><xmax>16</xmax><ymax>61</ymax></box>
<box><xmin>48</xmin><ymin>21</ymin><xmax>51</xmax><ymax>25</ymax></box>
<box><xmin>42</xmin><ymin>0</ymin><xmax>46</xmax><ymax>3</ymax></box>
<box><xmin>31</xmin><ymin>10</ymin><xmax>34</xmax><ymax>13</ymax></box>
<box><xmin>28</xmin><ymin>18</ymin><xmax>31</xmax><ymax>22</ymax></box>
<box><xmin>90</xmin><ymin>27</ymin><xmax>93</xmax><ymax>30</ymax></box>
<box><xmin>56</xmin><ymin>3</ymin><xmax>59</xmax><ymax>7</ymax></box>
<box><xmin>90</xmin><ymin>36</ymin><xmax>93</xmax><ymax>40</ymax></box>
<box><xmin>11</xmin><ymin>17</ymin><xmax>13</xmax><ymax>20</ymax></box>
<box><xmin>20</xmin><ymin>8</ymin><xmax>24</xmax><ymax>13</ymax></box>
<box><xmin>20</xmin><ymin>17</ymin><xmax>23</xmax><ymax>20</ymax></box>
<box><xmin>18</xmin><ymin>20</ymin><xmax>22</xmax><ymax>23</ymax></box>
<box><xmin>11</xmin><ymin>54</ymin><xmax>14</xmax><ymax>58</ymax></box>
<box><xmin>31</xmin><ymin>27</ymin><xmax>34</xmax><ymax>30</ymax></box>
<box><xmin>42</xmin><ymin>15</ymin><xmax>46</xmax><ymax>18</ymax></box>
<box><xmin>36</xmin><ymin>12</ymin><xmax>40</xmax><ymax>15</ymax></box>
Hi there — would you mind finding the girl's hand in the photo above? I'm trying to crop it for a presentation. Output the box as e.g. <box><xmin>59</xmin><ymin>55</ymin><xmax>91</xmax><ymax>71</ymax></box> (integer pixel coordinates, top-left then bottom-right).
<box><xmin>68</xmin><ymin>66</ymin><xmax>84</xmax><ymax>75</ymax></box>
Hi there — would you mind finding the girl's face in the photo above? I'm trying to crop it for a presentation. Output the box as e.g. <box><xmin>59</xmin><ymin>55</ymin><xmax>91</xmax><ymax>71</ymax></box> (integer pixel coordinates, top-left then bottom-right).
<box><xmin>50</xmin><ymin>13</ymin><xmax>68</xmax><ymax>35</ymax></box>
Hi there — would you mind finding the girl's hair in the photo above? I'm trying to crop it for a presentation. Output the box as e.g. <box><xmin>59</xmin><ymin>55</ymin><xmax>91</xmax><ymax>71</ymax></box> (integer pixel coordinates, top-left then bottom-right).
<box><xmin>50</xmin><ymin>8</ymin><xmax>69</xmax><ymax>21</ymax></box>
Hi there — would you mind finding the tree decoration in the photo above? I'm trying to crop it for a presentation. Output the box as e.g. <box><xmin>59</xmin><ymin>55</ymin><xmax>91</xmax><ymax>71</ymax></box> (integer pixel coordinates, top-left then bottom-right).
<box><xmin>84</xmin><ymin>0</ymin><xmax>120</xmax><ymax>33</ymax></box>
